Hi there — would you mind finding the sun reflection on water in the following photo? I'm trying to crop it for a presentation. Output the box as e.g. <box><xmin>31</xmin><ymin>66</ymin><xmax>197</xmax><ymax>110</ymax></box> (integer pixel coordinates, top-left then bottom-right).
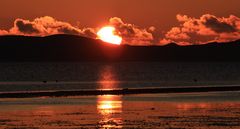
<box><xmin>98</xmin><ymin>65</ymin><xmax>119</xmax><ymax>90</ymax></box>
<box><xmin>98</xmin><ymin>95</ymin><xmax>122</xmax><ymax>115</ymax></box>
<box><xmin>97</xmin><ymin>65</ymin><xmax>123</xmax><ymax>128</ymax></box>
<box><xmin>97</xmin><ymin>95</ymin><xmax>123</xmax><ymax>128</ymax></box>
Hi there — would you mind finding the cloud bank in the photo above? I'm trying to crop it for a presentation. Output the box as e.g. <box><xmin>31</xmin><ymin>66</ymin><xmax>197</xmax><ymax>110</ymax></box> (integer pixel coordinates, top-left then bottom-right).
<box><xmin>8</xmin><ymin>16</ymin><xmax>97</xmax><ymax>38</ymax></box>
<box><xmin>0</xmin><ymin>15</ymin><xmax>239</xmax><ymax>45</ymax></box>
<box><xmin>108</xmin><ymin>17</ymin><xmax>155</xmax><ymax>45</ymax></box>
<box><xmin>160</xmin><ymin>14</ymin><xmax>240</xmax><ymax>45</ymax></box>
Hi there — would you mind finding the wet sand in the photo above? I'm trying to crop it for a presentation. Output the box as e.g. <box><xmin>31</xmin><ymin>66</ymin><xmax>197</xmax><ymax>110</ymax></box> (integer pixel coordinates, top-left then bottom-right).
<box><xmin>0</xmin><ymin>92</ymin><xmax>240</xmax><ymax>129</ymax></box>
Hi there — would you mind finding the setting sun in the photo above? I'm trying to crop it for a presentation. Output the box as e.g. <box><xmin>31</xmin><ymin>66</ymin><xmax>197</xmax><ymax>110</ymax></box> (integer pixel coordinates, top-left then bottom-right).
<box><xmin>97</xmin><ymin>26</ymin><xmax>122</xmax><ymax>45</ymax></box>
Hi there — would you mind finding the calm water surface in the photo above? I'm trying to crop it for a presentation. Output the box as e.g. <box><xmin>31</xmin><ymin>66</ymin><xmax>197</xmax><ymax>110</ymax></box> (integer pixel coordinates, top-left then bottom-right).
<box><xmin>0</xmin><ymin>62</ymin><xmax>240</xmax><ymax>92</ymax></box>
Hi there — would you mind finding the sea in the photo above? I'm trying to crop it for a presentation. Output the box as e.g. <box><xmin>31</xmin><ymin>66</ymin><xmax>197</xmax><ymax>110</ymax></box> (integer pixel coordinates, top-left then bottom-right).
<box><xmin>0</xmin><ymin>62</ymin><xmax>240</xmax><ymax>92</ymax></box>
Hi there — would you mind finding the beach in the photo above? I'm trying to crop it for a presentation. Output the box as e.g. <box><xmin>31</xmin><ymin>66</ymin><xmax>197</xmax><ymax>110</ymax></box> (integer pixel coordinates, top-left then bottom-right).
<box><xmin>1</xmin><ymin>92</ymin><xmax>240</xmax><ymax>129</ymax></box>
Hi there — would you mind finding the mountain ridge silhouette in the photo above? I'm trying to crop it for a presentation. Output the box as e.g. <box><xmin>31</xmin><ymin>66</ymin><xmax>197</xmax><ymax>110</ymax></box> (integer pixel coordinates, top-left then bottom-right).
<box><xmin>0</xmin><ymin>34</ymin><xmax>239</xmax><ymax>62</ymax></box>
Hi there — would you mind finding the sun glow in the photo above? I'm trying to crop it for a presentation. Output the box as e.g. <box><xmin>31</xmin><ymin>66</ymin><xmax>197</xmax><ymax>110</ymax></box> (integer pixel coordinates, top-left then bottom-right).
<box><xmin>97</xmin><ymin>26</ymin><xmax>122</xmax><ymax>45</ymax></box>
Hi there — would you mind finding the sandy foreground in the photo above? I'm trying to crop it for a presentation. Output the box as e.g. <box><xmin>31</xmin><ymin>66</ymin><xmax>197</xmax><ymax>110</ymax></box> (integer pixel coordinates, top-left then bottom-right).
<box><xmin>0</xmin><ymin>92</ymin><xmax>240</xmax><ymax>129</ymax></box>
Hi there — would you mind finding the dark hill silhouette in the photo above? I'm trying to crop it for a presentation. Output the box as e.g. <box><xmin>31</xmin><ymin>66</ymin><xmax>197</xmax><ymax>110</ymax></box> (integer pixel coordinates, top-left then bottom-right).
<box><xmin>0</xmin><ymin>34</ymin><xmax>239</xmax><ymax>62</ymax></box>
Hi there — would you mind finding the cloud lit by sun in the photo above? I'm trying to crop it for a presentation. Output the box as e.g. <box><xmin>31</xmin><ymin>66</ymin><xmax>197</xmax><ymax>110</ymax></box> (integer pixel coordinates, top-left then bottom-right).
<box><xmin>97</xmin><ymin>26</ymin><xmax>122</xmax><ymax>45</ymax></box>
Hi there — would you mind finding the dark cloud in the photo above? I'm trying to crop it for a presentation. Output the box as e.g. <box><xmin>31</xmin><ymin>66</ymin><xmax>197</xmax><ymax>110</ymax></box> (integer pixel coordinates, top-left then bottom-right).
<box><xmin>57</xmin><ymin>26</ymin><xmax>80</xmax><ymax>35</ymax></box>
<box><xmin>15</xmin><ymin>19</ymin><xmax>40</xmax><ymax>34</ymax></box>
<box><xmin>202</xmin><ymin>15</ymin><xmax>237</xmax><ymax>33</ymax></box>
<box><xmin>81</xmin><ymin>28</ymin><xmax>97</xmax><ymax>39</ymax></box>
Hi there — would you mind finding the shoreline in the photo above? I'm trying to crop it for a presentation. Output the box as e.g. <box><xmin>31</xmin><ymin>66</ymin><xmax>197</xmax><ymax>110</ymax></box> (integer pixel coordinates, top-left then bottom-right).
<box><xmin>0</xmin><ymin>86</ymin><xmax>240</xmax><ymax>98</ymax></box>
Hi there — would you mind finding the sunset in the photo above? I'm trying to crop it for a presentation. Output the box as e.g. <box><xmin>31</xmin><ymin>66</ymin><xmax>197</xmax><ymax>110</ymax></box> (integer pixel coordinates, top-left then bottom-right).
<box><xmin>0</xmin><ymin>0</ymin><xmax>240</xmax><ymax>45</ymax></box>
<box><xmin>0</xmin><ymin>0</ymin><xmax>240</xmax><ymax>129</ymax></box>
<box><xmin>97</xmin><ymin>26</ymin><xmax>122</xmax><ymax>45</ymax></box>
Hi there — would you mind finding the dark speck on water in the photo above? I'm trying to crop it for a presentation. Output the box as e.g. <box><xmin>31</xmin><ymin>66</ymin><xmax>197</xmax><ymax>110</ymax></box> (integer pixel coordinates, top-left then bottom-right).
<box><xmin>193</xmin><ymin>79</ymin><xmax>198</xmax><ymax>82</ymax></box>
<box><xmin>151</xmin><ymin>108</ymin><xmax>155</xmax><ymax>110</ymax></box>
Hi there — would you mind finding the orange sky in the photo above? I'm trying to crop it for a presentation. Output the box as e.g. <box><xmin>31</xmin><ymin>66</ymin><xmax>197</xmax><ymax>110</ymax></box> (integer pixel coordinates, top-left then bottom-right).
<box><xmin>0</xmin><ymin>0</ymin><xmax>239</xmax><ymax>29</ymax></box>
<box><xmin>0</xmin><ymin>0</ymin><xmax>240</xmax><ymax>45</ymax></box>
